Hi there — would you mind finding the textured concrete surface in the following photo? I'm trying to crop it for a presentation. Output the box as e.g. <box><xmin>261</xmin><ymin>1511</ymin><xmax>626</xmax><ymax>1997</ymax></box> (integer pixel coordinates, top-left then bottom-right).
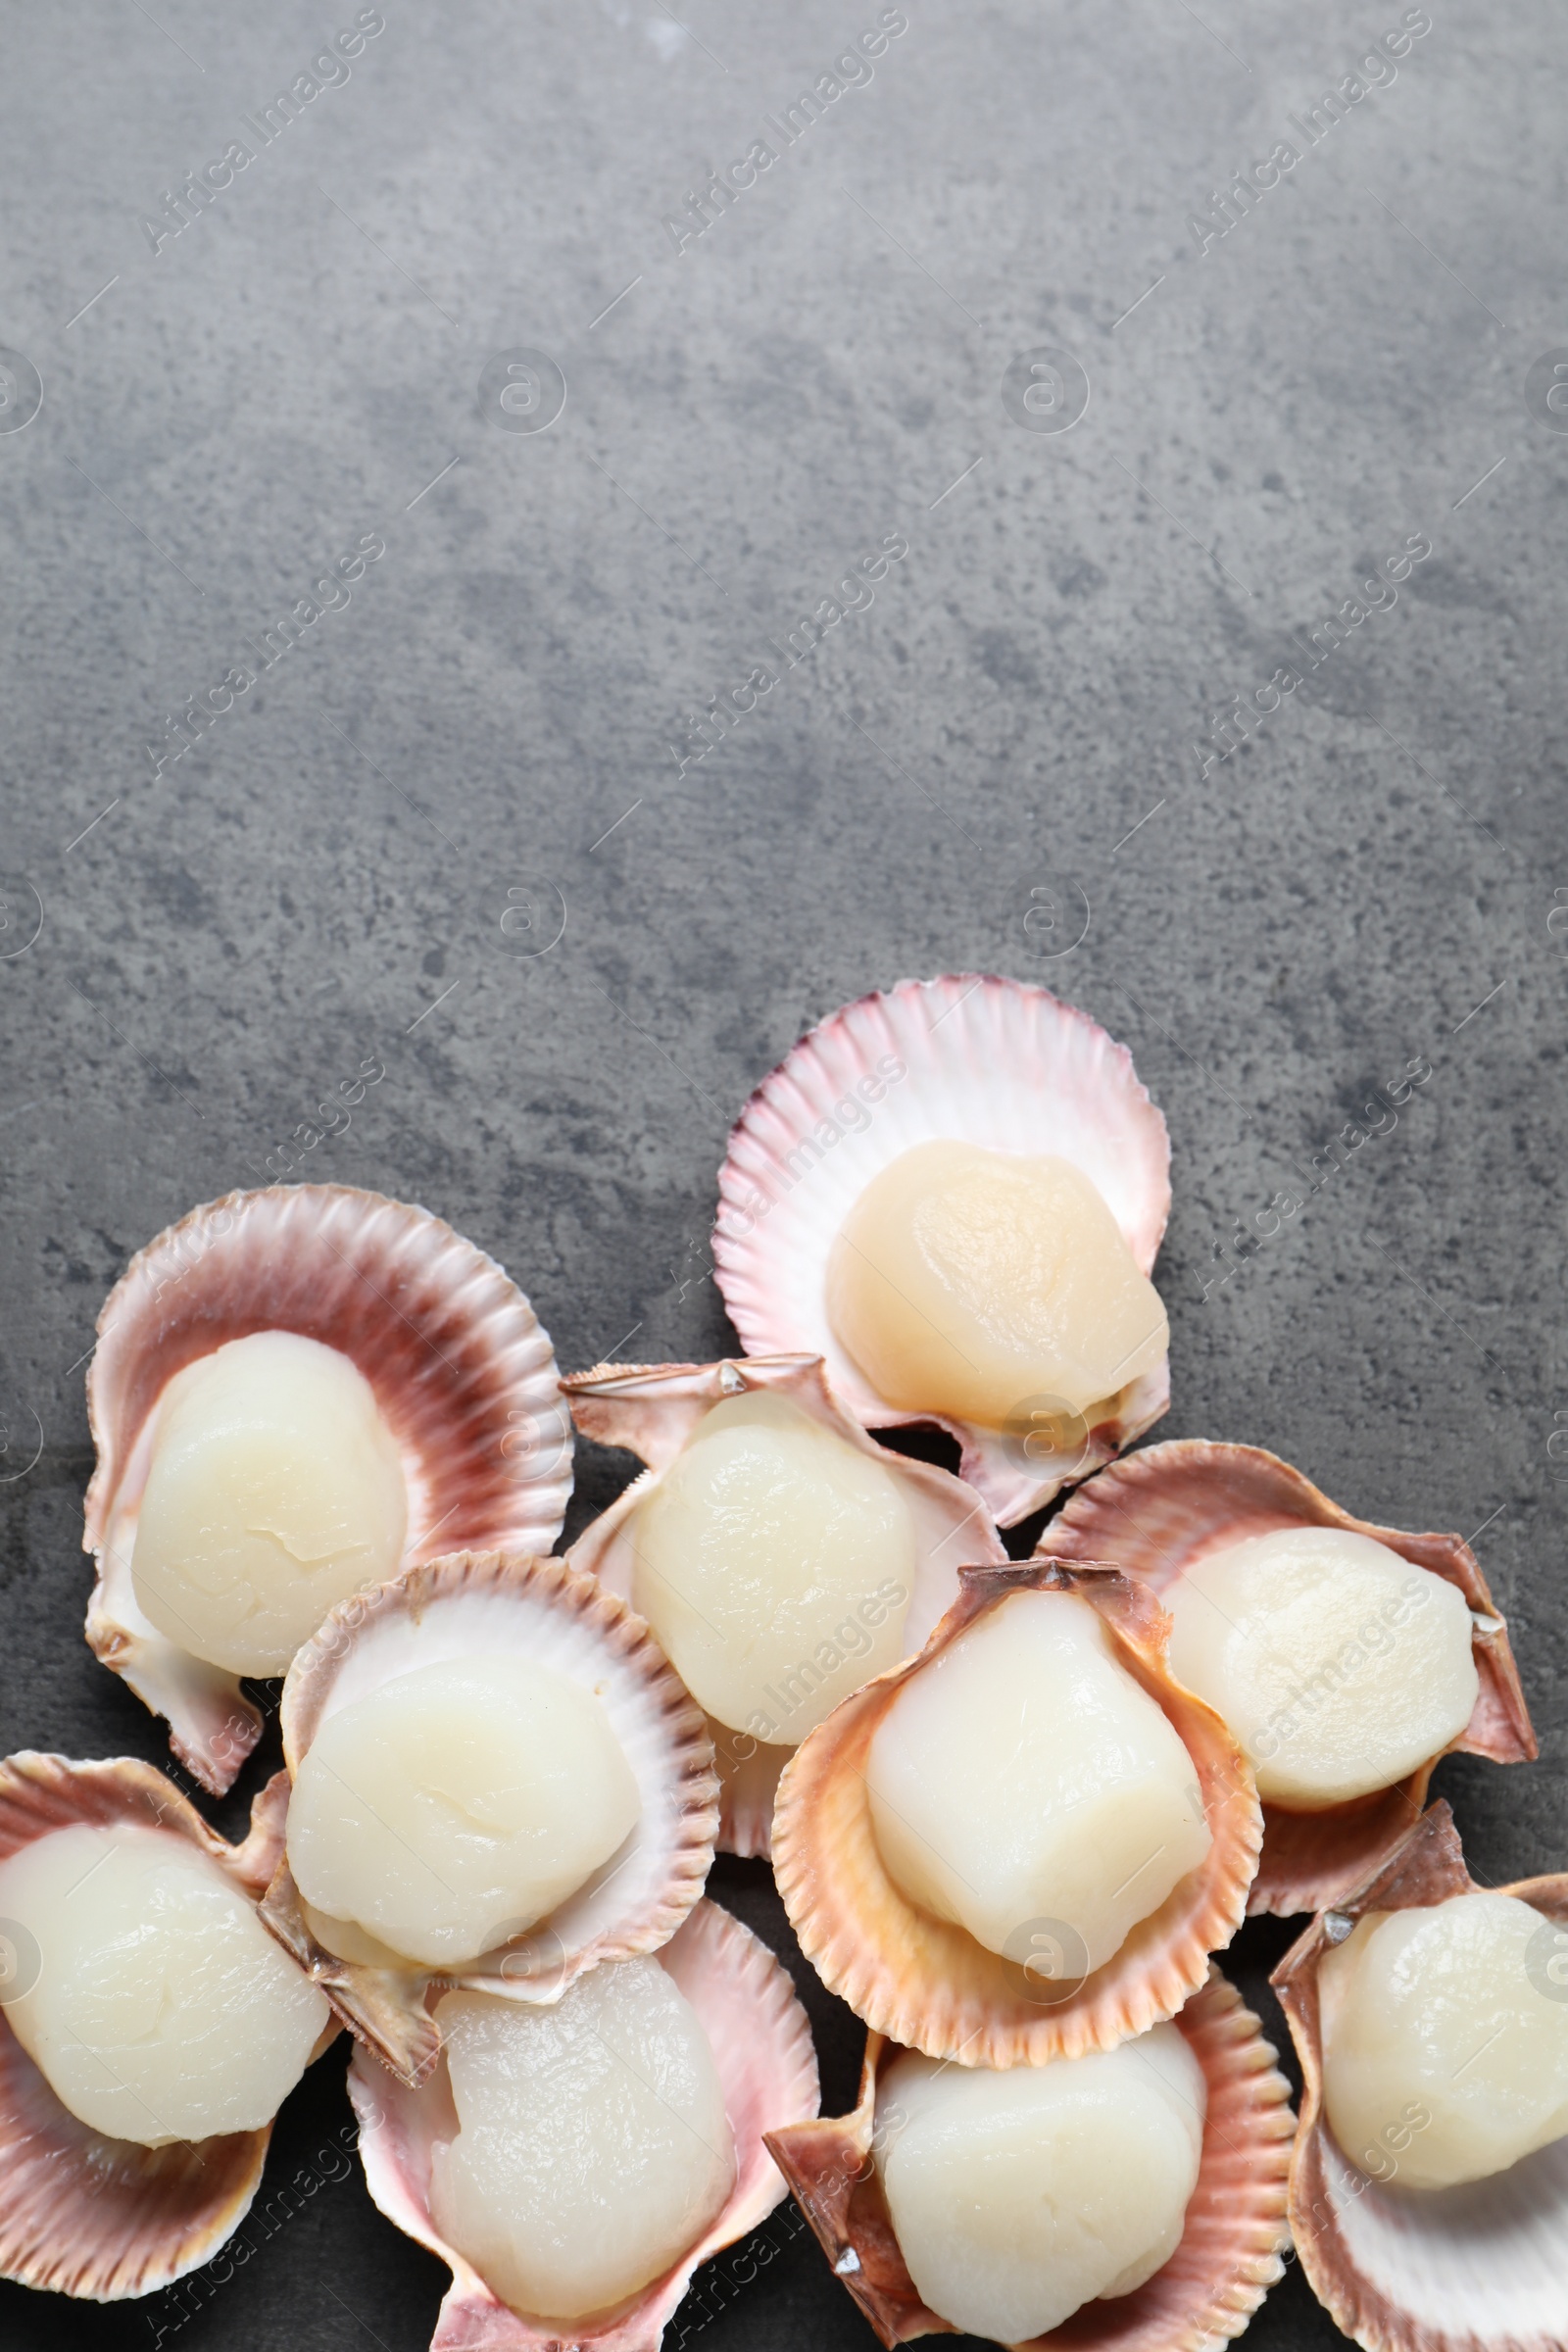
<box><xmin>1</xmin><ymin>1</ymin><xmax>1565</xmax><ymax>2344</ymax></box>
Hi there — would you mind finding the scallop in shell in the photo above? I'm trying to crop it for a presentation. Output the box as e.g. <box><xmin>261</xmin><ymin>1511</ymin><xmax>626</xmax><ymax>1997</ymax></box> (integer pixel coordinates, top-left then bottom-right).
<box><xmin>1047</xmin><ymin>1441</ymin><xmax>1535</xmax><ymax>1916</ymax></box>
<box><xmin>564</xmin><ymin>1352</ymin><xmax>1004</xmax><ymax>1857</ymax></box>
<box><xmin>771</xmin><ymin>1559</ymin><xmax>1260</xmax><ymax>2067</ymax></box>
<box><xmin>766</xmin><ymin>1964</ymin><xmax>1294</xmax><ymax>2351</ymax></box>
<box><xmin>1272</xmin><ymin>1800</ymin><xmax>1568</xmax><ymax>2352</ymax></box>
<box><xmin>84</xmin><ymin>1184</ymin><xmax>571</xmax><ymax>1797</ymax></box>
<box><xmin>347</xmin><ymin>1895</ymin><xmax>819</xmax><ymax>2350</ymax></box>
<box><xmin>0</xmin><ymin>1751</ymin><xmax>333</xmax><ymax>2300</ymax></box>
<box><xmin>259</xmin><ymin>1549</ymin><xmax>720</xmax><ymax>2088</ymax></box>
<box><xmin>711</xmin><ymin>975</ymin><xmax>1172</xmax><ymax>1525</ymax></box>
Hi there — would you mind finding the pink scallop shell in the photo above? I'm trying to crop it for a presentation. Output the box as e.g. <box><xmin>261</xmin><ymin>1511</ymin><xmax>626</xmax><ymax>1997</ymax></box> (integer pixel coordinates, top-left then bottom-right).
<box><xmin>564</xmin><ymin>1353</ymin><xmax>1005</xmax><ymax>1857</ymax></box>
<box><xmin>348</xmin><ymin>1894</ymin><xmax>820</xmax><ymax>2350</ymax></box>
<box><xmin>1047</xmin><ymin>1443</ymin><xmax>1536</xmax><ymax>1916</ymax></box>
<box><xmin>710</xmin><ymin>975</ymin><xmax>1171</xmax><ymax>1525</ymax></box>
<box><xmin>766</xmin><ymin>1964</ymin><xmax>1295</xmax><ymax>2351</ymax></box>
<box><xmin>260</xmin><ymin>1550</ymin><xmax>719</xmax><ymax>2088</ymax></box>
<box><xmin>83</xmin><ymin>1184</ymin><xmax>571</xmax><ymax>1796</ymax></box>
<box><xmin>1272</xmin><ymin>1801</ymin><xmax>1568</xmax><ymax>2352</ymax></box>
<box><xmin>771</xmin><ymin>1561</ymin><xmax>1261</xmax><ymax>2068</ymax></box>
<box><xmin>0</xmin><ymin>1751</ymin><xmax>331</xmax><ymax>2300</ymax></box>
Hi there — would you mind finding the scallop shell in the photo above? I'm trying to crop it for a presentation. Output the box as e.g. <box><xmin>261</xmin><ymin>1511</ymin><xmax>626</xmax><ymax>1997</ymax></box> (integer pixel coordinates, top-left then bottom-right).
<box><xmin>564</xmin><ymin>1352</ymin><xmax>1005</xmax><ymax>1857</ymax></box>
<box><xmin>0</xmin><ymin>1750</ymin><xmax>328</xmax><ymax>2300</ymax></box>
<box><xmin>771</xmin><ymin>1560</ymin><xmax>1261</xmax><ymax>2067</ymax></box>
<box><xmin>710</xmin><ymin>974</ymin><xmax>1172</xmax><ymax>1526</ymax></box>
<box><xmin>83</xmin><ymin>1183</ymin><xmax>571</xmax><ymax>1797</ymax></box>
<box><xmin>1271</xmin><ymin>1800</ymin><xmax>1568</xmax><ymax>2352</ymax></box>
<box><xmin>766</xmin><ymin>1963</ymin><xmax>1295</xmax><ymax>2351</ymax></box>
<box><xmin>260</xmin><ymin>1549</ymin><xmax>720</xmax><ymax>2088</ymax></box>
<box><xmin>1047</xmin><ymin>1442</ymin><xmax>1536</xmax><ymax>1916</ymax></box>
<box><xmin>347</xmin><ymin>1894</ymin><xmax>820</xmax><ymax>2351</ymax></box>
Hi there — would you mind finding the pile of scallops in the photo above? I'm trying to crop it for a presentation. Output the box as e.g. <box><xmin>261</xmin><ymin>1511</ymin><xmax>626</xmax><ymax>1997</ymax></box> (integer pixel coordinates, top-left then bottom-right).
<box><xmin>1</xmin><ymin>973</ymin><xmax>1561</xmax><ymax>2352</ymax></box>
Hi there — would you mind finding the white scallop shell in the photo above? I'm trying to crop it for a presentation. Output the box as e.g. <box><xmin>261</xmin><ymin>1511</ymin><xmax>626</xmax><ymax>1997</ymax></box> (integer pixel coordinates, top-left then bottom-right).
<box><xmin>711</xmin><ymin>975</ymin><xmax>1171</xmax><ymax>1524</ymax></box>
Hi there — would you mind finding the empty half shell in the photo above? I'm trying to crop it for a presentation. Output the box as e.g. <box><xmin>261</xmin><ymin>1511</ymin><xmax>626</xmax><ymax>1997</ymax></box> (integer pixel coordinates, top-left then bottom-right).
<box><xmin>260</xmin><ymin>1549</ymin><xmax>719</xmax><ymax>2087</ymax></box>
<box><xmin>1048</xmin><ymin>1442</ymin><xmax>1535</xmax><ymax>1915</ymax></box>
<box><xmin>83</xmin><ymin>1184</ymin><xmax>571</xmax><ymax>1796</ymax></box>
<box><xmin>348</xmin><ymin>1895</ymin><xmax>819</xmax><ymax>2351</ymax></box>
<box><xmin>771</xmin><ymin>1561</ymin><xmax>1260</xmax><ymax>2067</ymax></box>
<box><xmin>767</xmin><ymin>1964</ymin><xmax>1294</xmax><ymax>2351</ymax></box>
<box><xmin>1272</xmin><ymin>1801</ymin><xmax>1568</xmax><ymax>2352</ymax></box>
<box><xmin>710</xmin><ymin>975</ymin><xmax>1172</xmax><ymax>1525</ymax></box>
<box><xmin>564</xmin><ymin>1353</ymin><xmax>1004</xmax><ymax>1857</ymax></box>
<box><xmin>0</xmin><ymin>1751</ymin><xmax>329</xmax><ymax>2300</ymax></box>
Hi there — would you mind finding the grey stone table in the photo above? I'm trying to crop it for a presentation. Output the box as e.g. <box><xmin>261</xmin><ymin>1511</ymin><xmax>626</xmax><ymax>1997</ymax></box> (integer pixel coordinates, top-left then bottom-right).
<box><xmin>1</xmin><ymin>1</ymin><xmax>1564</xmax><ymax>2345</ymax></box>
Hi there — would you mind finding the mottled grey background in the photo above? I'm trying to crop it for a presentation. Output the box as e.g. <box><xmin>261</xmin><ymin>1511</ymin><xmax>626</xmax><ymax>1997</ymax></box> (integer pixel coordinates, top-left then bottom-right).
<box><xmin>1</xmin><ymin>0</ymin><xmax>1564</xmax><ymax>2344</ymax></box>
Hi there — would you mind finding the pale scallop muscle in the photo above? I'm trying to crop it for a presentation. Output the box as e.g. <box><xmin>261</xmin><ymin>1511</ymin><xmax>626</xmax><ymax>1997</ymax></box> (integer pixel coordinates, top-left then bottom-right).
<box><xmin>131</xmin><ymin>1330</ymin><xmax>409</xmax><ymax>1676</ymax></box>
<box><xmin>826</xmin><ymin>1140</ymin><xmax>1168</xmax><ymax>1426</ymax></box>
<box><xmin>429</xmin><ymin>1960</ymin><xmax>735</xmax><ymax>2322</ymax></box>
<box><xmin>1164</xmin><ymin>1528</ymin><xmax>1479</xmax><ymax>1808</ymax></box>
<box><xmin>285</xmin><ymin>1653</ymin><xmax>640</xmax><ymax>1968</ymax></box>
<box><xmin>865</xmin><ymin>1591</ymin><xmax>1210</xmax><ymax>1976</ymax></box>
<box><xmin>629</xmin><ymin>1393</ymin><xmax>914</xmax><ymax>1740</ymax></box>
<box><xmin>875</xmin><ymin>2025</ymin><xmax>1206</xmax><ymax>2341</ymax></box>
<box><xmin>0</xmin><ymin>1823</ymin><xmax>328</xmax><ymax>2146</ymax></box>
<box><xmin>1319</xmin><ymin>1891</ymin><xmax>1568</xmax><ymax>2190</ymax></box>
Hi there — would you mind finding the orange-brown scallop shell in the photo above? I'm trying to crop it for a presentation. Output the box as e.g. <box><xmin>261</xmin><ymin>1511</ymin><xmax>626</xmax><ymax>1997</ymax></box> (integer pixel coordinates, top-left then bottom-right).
<box><xmin>771</xmin><ymin>1560</ymin><xmax>1261</xmax><ymax>2068</ymax></box>
<box><xmin>766</xmin><ymin>1964</ymin><xmax>1295</xmax><ymax>2351</ymax></box>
